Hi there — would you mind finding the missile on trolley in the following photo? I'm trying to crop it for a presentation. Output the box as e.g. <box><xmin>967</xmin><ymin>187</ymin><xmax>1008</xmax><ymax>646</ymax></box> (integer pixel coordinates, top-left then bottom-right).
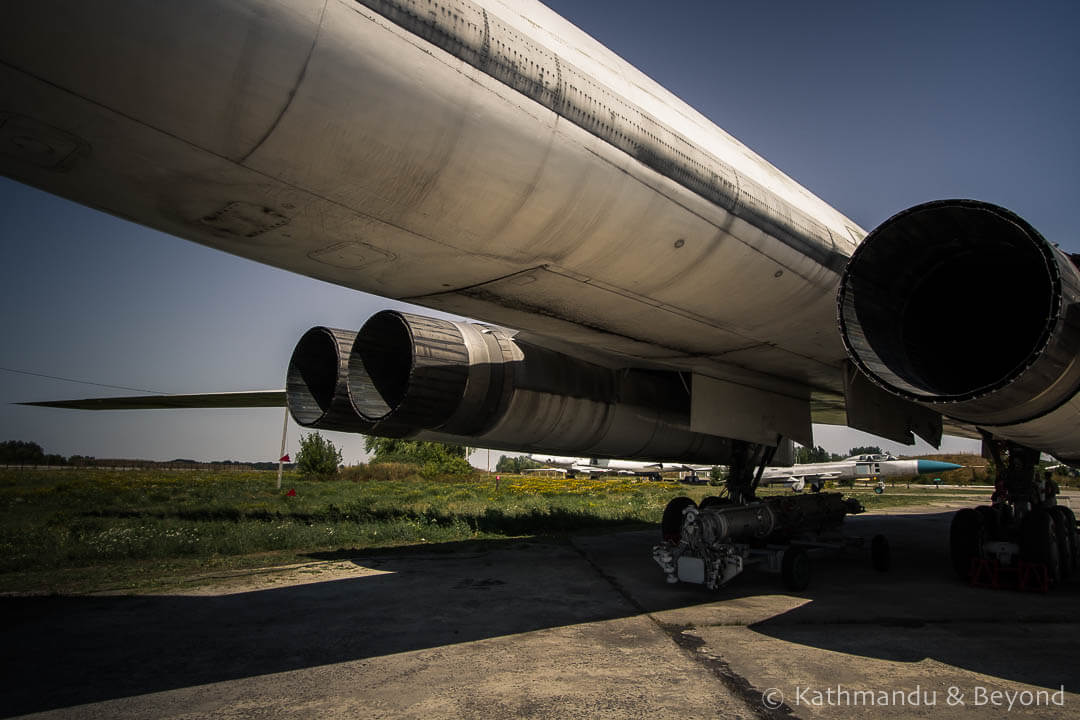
<box><xmin>654</xmin><ymin>493</ymin><xmax>875</xmax><ymax>591</ymax></box>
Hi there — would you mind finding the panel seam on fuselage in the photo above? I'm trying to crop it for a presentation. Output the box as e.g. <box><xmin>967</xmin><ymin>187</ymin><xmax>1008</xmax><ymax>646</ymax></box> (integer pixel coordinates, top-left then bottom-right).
<box><xmin>237</xmin><ymin>0</ymin><xmax>330</xmax><ymax>164</ymax></box>
<box><xmin>350</xmin><ymin>0</ymin><xmax>851</xmax><ymax>273</ymax></box>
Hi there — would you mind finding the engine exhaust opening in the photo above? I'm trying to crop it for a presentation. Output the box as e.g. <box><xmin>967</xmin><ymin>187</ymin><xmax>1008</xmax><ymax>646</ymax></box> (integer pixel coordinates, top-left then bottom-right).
<box><xmin>287</xmin><ymin>327</ymin><xmax>348</xmax><ymax>424</ymax></box>
<box><xmin>839</xmin><ymin>200</ymin><xmax>1057</xmax><ymax>401</ymax></box>
<box><xmin>348</xmin><ymin>310</ymin><xmax>471</xmax><ymax>431</ymax></box>
<box><xmin>350</xmin><ymin>311</ymin><xmax>412</xmax><ymax>420</ymax></box>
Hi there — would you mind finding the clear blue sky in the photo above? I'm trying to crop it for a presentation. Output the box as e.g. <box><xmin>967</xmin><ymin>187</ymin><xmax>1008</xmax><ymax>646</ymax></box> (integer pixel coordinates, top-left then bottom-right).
<box><xmin>2</xmin><ymin>0</ymin><xmax>1077</xmax><ymax>462</ymax></box>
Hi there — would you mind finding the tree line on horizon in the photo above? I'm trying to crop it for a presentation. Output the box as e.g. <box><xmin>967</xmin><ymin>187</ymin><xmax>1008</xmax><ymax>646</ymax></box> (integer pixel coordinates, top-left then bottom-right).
<box><xmin>0</xmin><ymin>439</ymin><xmax>293</xmax><ymax>470</ymax></box>
<box><xmin>794</xmin><ymin>445</ymin><xmax>885</xmax><ymax>464</ymax></box>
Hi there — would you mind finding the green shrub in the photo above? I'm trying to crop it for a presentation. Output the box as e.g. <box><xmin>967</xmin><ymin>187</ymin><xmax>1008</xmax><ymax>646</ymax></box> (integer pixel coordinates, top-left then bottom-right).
<box><xmin>296</xmin><ymin>432</ymin><xmax>342</xmax><ymax>480</ymax></box>
<box><xmin>421</xmin><ymin>455</ymin><xmax>474</xmax><ymax>479</ymax></box>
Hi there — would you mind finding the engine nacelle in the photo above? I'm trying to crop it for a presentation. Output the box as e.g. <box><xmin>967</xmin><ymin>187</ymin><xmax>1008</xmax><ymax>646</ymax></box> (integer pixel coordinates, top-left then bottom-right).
<box><xmin>838</xmin><ymin>200</ymin><xmax>1080</xmax><ymax>463</ymax></box>
<box><xmin>287</xmin><ymin>310</ymin><xmax>737</xmax><ymax>463</ymax></box>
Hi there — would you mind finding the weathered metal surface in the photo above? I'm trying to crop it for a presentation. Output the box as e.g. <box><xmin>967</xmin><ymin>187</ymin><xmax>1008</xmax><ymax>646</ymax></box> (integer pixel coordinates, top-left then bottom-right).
<box><xmin>839</xmin><ymin>200</ymin><xmax>1080</xmax><ymax>461</ymax></box>
<box><xmin>842</xmin><ymin>360</ymin><xmax>943</xmax><ymax>447</ymax></box>
<box><xmin>6</xmin><ymin>2</ymin><xmax>1078</xmax><ymax>460</ymax></box>
<box><xmin>286</xmin><ymin>327</ymin><xmax>373</xmax><ymax>432</ymax></box>
<box><xmin>344</xmin><ymin>310</ymin><xmax>736</xmax><ymax>463</ymax></box>
<box><xmin>690</xmin><ymin>373</ymin><xmax>812</xmax><ymax>446</ymax></box>
<box><xmin>0</xmin><ymin>0</ymin><xmax>858</xmax><ymax>406</ymax></box>
<box><xmin>355</xmin><ymin>0</ymin><xmax>853</xmax><ymax>273</ymax></box>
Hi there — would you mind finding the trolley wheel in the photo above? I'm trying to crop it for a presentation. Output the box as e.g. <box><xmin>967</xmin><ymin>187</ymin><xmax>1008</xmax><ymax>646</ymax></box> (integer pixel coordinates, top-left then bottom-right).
<box><xmin>871</xmin><ymin>534</ymin><xmax>891</xmax><ymax>572</ymax></box>
<box><xmin>949</xmin><ymin>508</ymin><xmax>984</xmax><ymax>580</ymax></box>
<box><xmin>781</xmin><ymin>546</ymin><xmax>811</xmax><ymax>591</ymax></box>
<box><xmin>661</xmin><ymin>497</ymin><xmax>697</xmax><ymax>543</ymax></box>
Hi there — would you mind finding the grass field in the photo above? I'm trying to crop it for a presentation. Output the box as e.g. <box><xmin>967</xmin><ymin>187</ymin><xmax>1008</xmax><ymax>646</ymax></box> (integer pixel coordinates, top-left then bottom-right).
<box><xmin>0</xmin><ymin>468</ymin><xmax>992</xmax><ymax>594</ymax></box>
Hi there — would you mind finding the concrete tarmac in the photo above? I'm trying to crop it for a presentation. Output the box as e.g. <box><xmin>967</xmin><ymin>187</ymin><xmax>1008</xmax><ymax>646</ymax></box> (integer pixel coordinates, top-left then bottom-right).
<box><xmin>4</xmin><ymin>500</ymin><xmax>1079</xmax><ymax>719</ymax></box>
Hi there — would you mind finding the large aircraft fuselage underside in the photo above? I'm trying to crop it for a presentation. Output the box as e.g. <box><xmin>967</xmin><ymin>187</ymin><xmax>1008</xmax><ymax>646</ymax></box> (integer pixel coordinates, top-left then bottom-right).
<box><xmin>0</xmin><ymin>0</ymin><xmax>862</xmax><ymax>410</ymax></box>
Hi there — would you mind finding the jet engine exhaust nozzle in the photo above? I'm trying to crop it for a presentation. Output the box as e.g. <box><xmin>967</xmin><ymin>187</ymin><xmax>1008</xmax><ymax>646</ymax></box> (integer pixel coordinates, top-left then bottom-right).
<box><xmin>838</xmin><ymin>199</ymin><xmax>1080</xmax><ymax>423</ymax></box>
<box><xmin>287</xmin><ymin>326</ymin><xmax>374</xmax><ymax>432</ymax></box>
<box><xmin>837</xmin><ymin>199</ymin><xmax>1080</xmax><ymax>433</ymax></box>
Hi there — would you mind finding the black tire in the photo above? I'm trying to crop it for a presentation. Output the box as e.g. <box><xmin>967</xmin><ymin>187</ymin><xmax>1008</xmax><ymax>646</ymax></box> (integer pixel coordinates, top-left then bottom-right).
<box><xmin>1057</xmin><ymin>505</ymin><xmax>1079</xmax><ymax>572</ymax></box>
<box><xmin>782</xmin><ymin>546</ymin><xmax>811</xmax><ymax>591</ymax></box>
<box><xmin>661</xmin><ymin>497</ymin><xmax>697</xmax><ymax>543</ymax></box>
<box><xmin>1049</xmin><ymin>507</ymin><xmax>1074</xmax><ymax>580</ymax></box>
<box><xmin>949</xmin><ymin>508</ymin><xmax>984</xmax><ymax>580</ymax></box>
<box><xmin>1020</xmin><ymin>508</ymin><xmax>1061</xmax><ymax>587</ymax></box>
<box><xmin>871</xmin><ymin>534</ymin><xmax>891</xmax><ymax>572</ymax></box>
<box><xmin>699</xmin><ymin>496</ymin><xmax>727</xmax><ymax>510</ymax></box>
<box><xmin>975</xmin><ymin>505</ymin><xmax>1001</xmax><ymax>541</ymax></box>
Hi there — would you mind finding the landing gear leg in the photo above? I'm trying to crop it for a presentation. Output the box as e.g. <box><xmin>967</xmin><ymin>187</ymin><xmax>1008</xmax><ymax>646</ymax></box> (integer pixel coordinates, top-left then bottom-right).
<box><xmin>725</xmin><ymin>437</ymin><xmax>781</xmax><ymax>504</ymax></box>
<box><xmin>955</xmin><ymin>435</ymin><xmax>1072</xmax><ymax>588</ymax></box>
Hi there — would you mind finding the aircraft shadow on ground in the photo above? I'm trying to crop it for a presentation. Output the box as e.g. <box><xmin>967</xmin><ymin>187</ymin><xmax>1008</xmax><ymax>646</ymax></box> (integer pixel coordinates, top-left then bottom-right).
<box><xmin>1</xmin><ymin>534</ymin><xmax>715</xmax><ymax>717</ymax></box>
<box><xmin>4</xmin><ymin>512</ymin><xmax>1078</xmax><ymax>715</ymax></box>
<box><xmin>735</xmin><ymin>512</ymin><xmax>1080</xmax><ymax>692</ymax></box>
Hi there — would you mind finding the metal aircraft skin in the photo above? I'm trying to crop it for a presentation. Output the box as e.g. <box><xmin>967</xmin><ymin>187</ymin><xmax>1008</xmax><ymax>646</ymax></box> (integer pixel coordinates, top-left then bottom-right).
<box><xmin>5</xmin><ymin>0</ymin><xmax>1080</xmax><ymax>471</ymax></box>
<box><xmin>759</xmin><ymin>454</ymin><xmax>964</xmax><ymax>492</ymax></box>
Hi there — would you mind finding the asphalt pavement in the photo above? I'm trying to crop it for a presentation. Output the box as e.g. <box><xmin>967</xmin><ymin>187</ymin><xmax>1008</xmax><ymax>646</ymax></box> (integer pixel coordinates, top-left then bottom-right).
<box><xmin>4</xmin><ymin>500</ymin><xmax>1079</xmax><ymax>719</ymax></box>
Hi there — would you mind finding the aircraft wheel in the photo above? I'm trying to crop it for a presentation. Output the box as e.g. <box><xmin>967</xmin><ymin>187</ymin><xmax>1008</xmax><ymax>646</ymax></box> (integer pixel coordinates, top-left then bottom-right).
<box><xmin>781</xmin><ymin>546</ymin><xmax>811</xmax><ymax>591</ymax></box>
<box><xmin>974</xmin><ymin>505</ymin><xmax>1002</xmax><ymax>541</ymax></box>
<box><xmin>1057</xmin><ymin>506</ymin><xmax>1080</xmax><ymax>572</ymax></box>
<box><xmin>1049</xmin><ymin>507</ymin><xmax>1074</xmax><ymax>580</ymax></box>
<box><xmin>1021</xmin><ymin>508</ymin><xmax>1061</xmax><ymax>587</ymax></box>
<box><xmin>661</xmin><ymin>497</ymin><xmax>696</xmax><ymax>543</ymax></box>
<box><xmin>949</xmin><ymin>508</ymin><xmax>984</xmax><ymax>580</ymax></box>
<box><xmin>871</xmin><ymin>534</ymin><xmax>891</xmax><ymax>572</ymax></box>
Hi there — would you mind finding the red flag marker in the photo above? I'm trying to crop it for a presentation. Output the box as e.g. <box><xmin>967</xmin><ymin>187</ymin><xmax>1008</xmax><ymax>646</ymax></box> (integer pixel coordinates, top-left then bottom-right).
<box><xmin>280</xmin><ymin>454</ymin><xmax>290</xmax><ymax>462</ymax></box>
<box><xmin>285</xmin><ymin>488</ymin><xmax>296</xmax><ymax>497</ymax></box>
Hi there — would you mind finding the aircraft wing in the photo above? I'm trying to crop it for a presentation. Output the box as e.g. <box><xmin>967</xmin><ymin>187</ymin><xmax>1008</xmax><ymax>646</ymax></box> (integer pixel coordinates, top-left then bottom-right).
<box><xmin>803</xmin><ymin>472</ymin><xmax>842</xmax><ymax>482</ymax></box>
<box><xmin>19</xmin><ymin>391</ymin><xmax>286</xmax><ymax>410</ymax></box>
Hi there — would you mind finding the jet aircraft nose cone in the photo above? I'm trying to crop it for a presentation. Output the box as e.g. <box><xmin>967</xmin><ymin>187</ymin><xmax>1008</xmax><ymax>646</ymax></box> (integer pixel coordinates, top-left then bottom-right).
<box><xmin>916</xmin><ymin>460</ymin><xmax>963</xmax><ymax>474</ymax></box>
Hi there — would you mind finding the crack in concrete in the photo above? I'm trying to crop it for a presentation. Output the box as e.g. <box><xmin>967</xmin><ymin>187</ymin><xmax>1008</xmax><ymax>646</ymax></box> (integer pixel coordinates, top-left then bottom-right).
<box><xmin>663</xmin><ymin>623</ymin><xmax>798</xmax><ymax>720</ymax></box>
<box><xmin>568</xmin><ymin>537</ymin><xmax>798</xmax><ymax>720</ymax></box>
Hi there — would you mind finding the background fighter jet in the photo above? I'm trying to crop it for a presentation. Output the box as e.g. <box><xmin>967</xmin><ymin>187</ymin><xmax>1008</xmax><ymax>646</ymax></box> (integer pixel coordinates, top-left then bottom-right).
<box><xmin>759</xmin><ymin>454</ymin><xmax>964</xmax><ymax>492</ymax></box>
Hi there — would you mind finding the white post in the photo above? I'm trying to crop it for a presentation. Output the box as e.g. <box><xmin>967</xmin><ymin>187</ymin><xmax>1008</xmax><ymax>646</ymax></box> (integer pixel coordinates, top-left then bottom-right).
<box><xmin>276</xmin><ymin>405</ymin><xmax>288</xmax><ymax>490</ymax></box>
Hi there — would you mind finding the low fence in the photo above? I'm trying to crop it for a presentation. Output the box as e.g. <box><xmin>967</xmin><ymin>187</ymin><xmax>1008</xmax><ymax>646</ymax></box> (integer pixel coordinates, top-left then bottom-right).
<box><xmin>0</xmin><ymin>463</ymin><xmax>293</xmax><ymax>472</ymax></box>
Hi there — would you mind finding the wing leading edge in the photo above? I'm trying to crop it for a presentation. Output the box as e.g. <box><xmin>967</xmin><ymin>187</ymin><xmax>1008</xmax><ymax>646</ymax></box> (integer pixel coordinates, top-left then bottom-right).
<box><xmin>20</xmin><ymin>391</ymin><xmax>286</xmax><ymax>410</ymax></box>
